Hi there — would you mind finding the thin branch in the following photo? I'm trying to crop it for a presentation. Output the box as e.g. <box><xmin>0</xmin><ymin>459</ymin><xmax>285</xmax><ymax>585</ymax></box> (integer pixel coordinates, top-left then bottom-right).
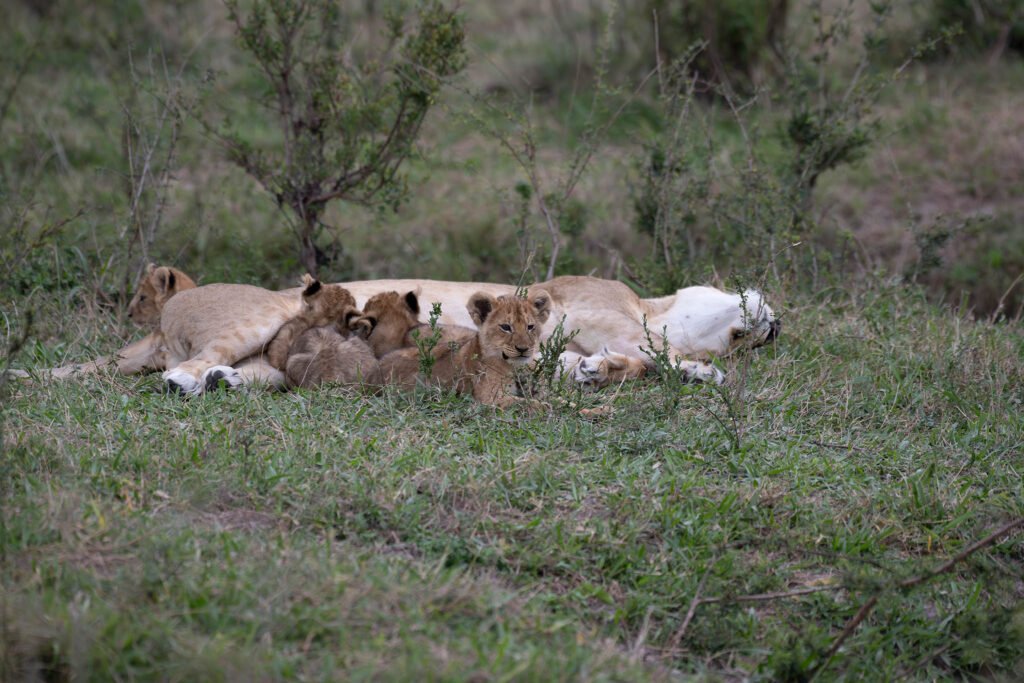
<box><xmin>668</xmin><ymin>559</ymin><xmax>713</xmax><ymax>650</ymax></box>
<box><xmin>811</xmin><ymin>517</ymin><xmax>1024</xmax><ymax>681</ymax></box>
<box><xmin>698</xmin><ymin>584</ymin><xmax>842</xmax><ymax>605</ymax></box>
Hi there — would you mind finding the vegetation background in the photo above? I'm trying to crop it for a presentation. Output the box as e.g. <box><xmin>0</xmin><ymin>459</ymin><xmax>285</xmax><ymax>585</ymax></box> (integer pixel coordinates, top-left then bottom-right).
<box><xmin>2</xmin><ymin>0</ymin><xmax>1023</xmax><ymax>680</ymax></box>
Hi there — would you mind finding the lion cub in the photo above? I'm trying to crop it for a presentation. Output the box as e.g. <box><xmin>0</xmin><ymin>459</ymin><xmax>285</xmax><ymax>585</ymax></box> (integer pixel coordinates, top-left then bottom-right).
<box><xmin>379</xmin><ymin>292</ymin><xmax>551</xmax><ymax>409</ymax></box>
<box><xmin>127</xmin><ymin>263</ymin><xmax>197</xmax><ymax>325</ymax></box>
<box><xmin>283</xmin><ymin>288</ymin><xmax>425</xmax><ymax>388</ymax></box>
<box><xmin>284</xmin><ymin>327</ymin><xmax>382</xmax><ymax>388</ymax></box>
<box><xmin>264</xmin><ymin>275</ymin><xmax>361</xmax><ymax>371</ymax></box>
<box><xmin>353</xmin><ymin>290</ymin><xmax>424</xmax><ymax>358</ymax></box>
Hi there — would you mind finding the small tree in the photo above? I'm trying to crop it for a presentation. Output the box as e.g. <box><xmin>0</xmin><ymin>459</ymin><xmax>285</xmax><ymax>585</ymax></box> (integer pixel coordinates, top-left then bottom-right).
<box><xmin>220</xmin><ymin>0</ymin><xmax>466</xmax><ymax>275</ymax></box>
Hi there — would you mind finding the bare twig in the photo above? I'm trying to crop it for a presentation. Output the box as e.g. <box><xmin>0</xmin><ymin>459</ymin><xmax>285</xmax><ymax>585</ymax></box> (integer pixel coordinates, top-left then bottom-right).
<box><xmin>668</xmin><ymin>559</ymin><xmax>714</xmax><ymax>650</ymax></box>
<box><xmin>811</xmin><ymin>517</ymin><xmax>1024</xmax><ymax>680</ymax></box>
<box><xmin>698</xmin><ymin>584</ymin><xmax>842</xmax><ymax>605</ymax></box>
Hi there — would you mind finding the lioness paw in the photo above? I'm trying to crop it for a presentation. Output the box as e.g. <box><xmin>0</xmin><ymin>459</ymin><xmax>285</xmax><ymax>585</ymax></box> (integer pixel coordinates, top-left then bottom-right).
<box><xmin>201</xmin><ymin>365</ymin><xmax>244</xmax><ymax>392</ymax></box>
<box><xmin>679</xmin><ymin>361</ymin><xmax>725</xmax><ymax>385</ymax></box>
<box><xmin>163</xmin><ymin>368</ymin><xmax>203</xmax><ymax>396</ymax></box>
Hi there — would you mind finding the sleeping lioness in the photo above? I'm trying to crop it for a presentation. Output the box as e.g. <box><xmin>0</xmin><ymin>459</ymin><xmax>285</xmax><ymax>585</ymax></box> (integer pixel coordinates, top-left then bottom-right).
<box><xmin>30</xmin><ymin>269</ymin><xmax>777</xmax><ymax>393</ymax></box>
<box><xmin>378</xmin><ymin>291</ymin><xmax>550</xmax><ymax>409</ymax></box>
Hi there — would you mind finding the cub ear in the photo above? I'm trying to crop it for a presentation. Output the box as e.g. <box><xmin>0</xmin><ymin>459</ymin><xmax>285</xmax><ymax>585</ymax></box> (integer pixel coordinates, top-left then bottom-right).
<box><xmin>350</xmin><ymin>315</ymin><xmax>376</xmax><ymax>339</ymax></box>
<box><xmin>146</xmin><ymin>263</ymin><xmax>157</xmax><ymax>275</ymax></box>
<box><xmin>300</xmin><ymin>273</ymin><xmax>316</xmax><ymax>288</ymax></box>
<box><xmin>153</xmin><ymin>266</ymin><xmax>175</xmax><ymax>294</ymax></box>
<box><xmin>467</xmin><ymin>292</ymin><xmax>496</xmax><ymax>326</ymax></box>
<box><xmin>530</xmin><ymin>293</ymin><xmax>551</xmax><ymax>324</ymax></box>
<box><xmin>404</xmin><ymin>291</ymin><xmax>420</xmax><ymax>315</ymax></box>
<box><xmin>302</xmin><ymin>278</ymin><xmax>323</xmax><ymax>298</ymax></box>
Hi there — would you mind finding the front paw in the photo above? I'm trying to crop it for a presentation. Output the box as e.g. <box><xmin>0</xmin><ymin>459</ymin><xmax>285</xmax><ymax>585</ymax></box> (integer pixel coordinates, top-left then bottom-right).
<box><xmin>679</xmin><ymin>361</ymin><xmax>725</xmax><ymax>385</ymax></box>
<box><xmin>163</xmin><ymin>368</ymin><xmax>202</xmax><ymax>396</ymax></box>
<box><xmin>201</xmin><ymin>365</ymin><xmax>244</xmax><ymax>392</ymax></box>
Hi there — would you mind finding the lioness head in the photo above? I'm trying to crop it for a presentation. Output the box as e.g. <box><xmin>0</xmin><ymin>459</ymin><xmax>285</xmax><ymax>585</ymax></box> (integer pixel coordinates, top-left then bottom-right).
<box><xmin>299</xmin><ymin>275</ymin><xmax>360</xmax><ymax>330</ymax></box>
<box><xmin>467</xmin><ymin>292</ymin><xmax>551</xmax><ymax>365</ymax></box>
<box><xmin>354</xmin><ymin>290</ymin><xmax>421</xmax><ymax>356</ymax></box>
<box><xmin>128</xmin><ymin>264</ymin><xmax>197</xmax><ymax>325</ymax></box>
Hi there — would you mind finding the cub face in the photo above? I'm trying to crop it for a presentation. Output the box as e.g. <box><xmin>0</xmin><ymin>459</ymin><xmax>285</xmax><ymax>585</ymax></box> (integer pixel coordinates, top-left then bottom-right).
<box><xmin>467</xmin><ymin>292</ymin><xmax>551</xmax><ymax>365</ymax></box>
<box><xmin>299</xmin><ymin>275</ymin><xmax>360</xmax><ymax>330</ymax></box>
<box><xmin>127</xmin><ymin>264</ymin><xmax>197</xmax><ymax>325</ymax></box>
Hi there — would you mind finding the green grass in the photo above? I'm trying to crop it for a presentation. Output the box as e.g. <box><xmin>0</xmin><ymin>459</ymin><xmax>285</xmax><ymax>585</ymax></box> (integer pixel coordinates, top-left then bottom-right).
<box><xmin>3</xmin><ymin>281</ymin><xmax>1022</xmax><ymax>681</ymax></box>
<box><xmin>3</xmin><ymin>1</ymin><xmax>1023</xmax><ymax>678</ymax></box>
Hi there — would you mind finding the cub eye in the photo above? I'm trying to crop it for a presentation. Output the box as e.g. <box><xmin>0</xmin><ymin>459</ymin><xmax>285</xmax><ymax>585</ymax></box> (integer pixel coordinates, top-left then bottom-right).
<box><xmin>527</xmin><ymin>324</ymin><xmax>535</xmax><ymax>331</ymax></box>
<box><xmin>499</xmin><ymin>323</ymin><xmax>512</xmax><ymax>333</ymax></box>
<box><xmin>139</xmin><ymin>295</ymin><xmax>147</xmax><ymax>301</ymax></box>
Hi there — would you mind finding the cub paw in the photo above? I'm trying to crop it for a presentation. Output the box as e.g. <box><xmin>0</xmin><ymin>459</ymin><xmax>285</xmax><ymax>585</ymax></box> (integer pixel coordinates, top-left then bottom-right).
<box><xmin>201</xmin><ymin>365</ymin><xmax>243</xmax><ymax>392</ymax></box>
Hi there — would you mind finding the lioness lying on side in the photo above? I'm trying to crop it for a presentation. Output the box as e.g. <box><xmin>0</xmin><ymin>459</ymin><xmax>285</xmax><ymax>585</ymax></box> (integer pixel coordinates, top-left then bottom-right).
<box><xmin>378</xmin><ymin>292</ymin><xmax>550</xmax><ymax>409</ymax></box>
<box><xmin>28</xmin><ymin>267</ymin><xmax>777</xmax><ymax>393</ymax></box>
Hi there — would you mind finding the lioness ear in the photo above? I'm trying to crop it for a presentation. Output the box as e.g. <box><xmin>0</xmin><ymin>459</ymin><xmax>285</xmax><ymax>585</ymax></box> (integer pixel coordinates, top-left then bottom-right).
<box><xmin>467</xmin><ymin>292</ymin><xmax>495</xmax><ymax>326</ymax></box>
<box><xmin>302</xmin><ymin>279</ymin><xmax>323</xmax><ymax>298</ymax></box>
<box><xmin>404</xmin><ymin>291</ymin><xmax>420</xmax><ymax>315</ymax></box>
<box><xmin>531</xmin><ymin>294</ymin><xmax>551</xmax><ymax>323</ymax></box>
<box><xmin>604</xmin><ymin>354</ymin><xmax>626</xmax><ymax>371</ymax></box>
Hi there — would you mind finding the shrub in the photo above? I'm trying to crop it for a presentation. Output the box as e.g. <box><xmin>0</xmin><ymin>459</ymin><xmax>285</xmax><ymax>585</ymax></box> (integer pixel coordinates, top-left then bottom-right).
<box><xmin>217</xmin><ymin>0</ymin><xmax>466</xmax><ymax>276</ymax></box>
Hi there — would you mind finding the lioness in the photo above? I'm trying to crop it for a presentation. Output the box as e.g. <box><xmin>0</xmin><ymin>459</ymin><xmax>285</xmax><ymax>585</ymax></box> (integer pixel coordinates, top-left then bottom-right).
<box><xmin>33</xmin><ymin>273</ymin><xmax>777</xmax><ymax>393</ymax></box>
<box><xmin>379</xmin><ymin>292</ymin><xmax>550</xmax><ymax>409</ymax></box>
<box><xmin>32</xmin><ymin>263</ymin><xmax>196</xmax><ymax>379</ymax></box>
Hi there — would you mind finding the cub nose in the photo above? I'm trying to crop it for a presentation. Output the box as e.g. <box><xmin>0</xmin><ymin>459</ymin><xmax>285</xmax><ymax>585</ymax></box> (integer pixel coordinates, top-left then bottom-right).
<box><xmin>765</xmin><ymin>319</ymin><xmax>781</xmax><ymax>343</ymax></box>
<box><xmin>515</xmin><ymin>345</ymin><xmax>529</xmax><ymax>354</ymax></box>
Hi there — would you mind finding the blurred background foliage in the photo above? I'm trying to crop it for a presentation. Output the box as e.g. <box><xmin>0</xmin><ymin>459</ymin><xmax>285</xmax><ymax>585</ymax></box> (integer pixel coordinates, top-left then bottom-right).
<box><xmin>1</xmin><ymin>0</ymin><xmax>1022</xmax><ymax>326</ymax></box>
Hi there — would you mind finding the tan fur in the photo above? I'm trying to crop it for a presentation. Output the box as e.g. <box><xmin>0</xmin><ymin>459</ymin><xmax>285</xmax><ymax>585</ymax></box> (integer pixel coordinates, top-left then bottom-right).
<box><xmin>45</xmin><ymin>264</ymin><xmax>194</xmax><ymax>378</ymax></box>
<box><xmin>561</xmin><ymin>349</ymin><xmax>648</xmax><ymax>389</ymax></box>
<box><xmin>285</xmin><ymin>327</ymin><xmax>381</xmax><ymax>388</ymax></box>
<box><xmin>601</xmin><ymin>353</ymin><xmax>648</xmax><ymax>384</ymax></box>
<box><xmin>264</xmin><ymin>275</ymin><xmax>359</xmax><ymax>370</ymax></box>
<box><xmin>379</xmin><ymin>292</ymin><xmax>551</xmax><ymax>409</ymax></box>
<box><xmin>354</xmin><ymin>290</ymin><xmax>422</xmax><ymax>357</ymax></box>
<box><xmin>127</xmin><ymin>264</ymin><xmax>198</xmax><ymax>326</ymax></box>
<box><xmin>43</xmin><ymin>274</ymin><xmax>775</xmax><ymax>391</ymax></box>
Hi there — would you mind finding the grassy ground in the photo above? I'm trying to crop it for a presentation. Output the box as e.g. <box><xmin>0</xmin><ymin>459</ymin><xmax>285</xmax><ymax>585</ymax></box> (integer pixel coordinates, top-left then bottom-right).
<box><xmin>3</xmin><ymin>1</ymin><xmax>1024</xmax><ymax>680</ymax></box>
<box><xmin>3</xmin><ymin>281</ymin><xmax>1023</xmax><ymax>681</ymax></box>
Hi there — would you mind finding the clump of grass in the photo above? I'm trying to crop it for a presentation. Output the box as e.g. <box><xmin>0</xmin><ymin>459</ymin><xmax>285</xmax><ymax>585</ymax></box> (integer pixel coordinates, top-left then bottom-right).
<box><xmin>410</xmin><ymin>301</ymin><xmax>444</xmax><ymax>378</ymax></box>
